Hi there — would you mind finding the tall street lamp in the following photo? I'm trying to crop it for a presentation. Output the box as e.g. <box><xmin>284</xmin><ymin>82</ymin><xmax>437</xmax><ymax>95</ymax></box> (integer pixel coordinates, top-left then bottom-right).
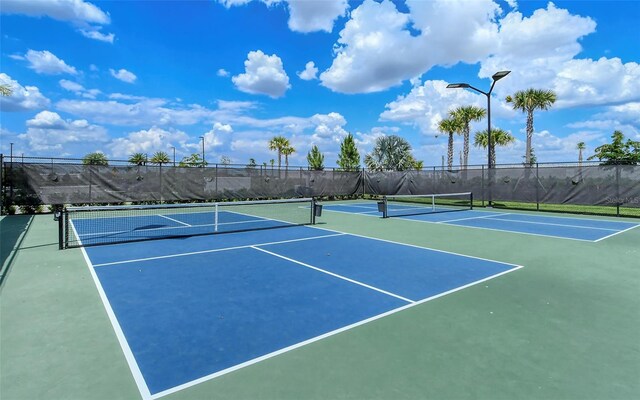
<box><xmin>446</xmin><ymin>70</ymin><xmax>510</xmax><ymax>169</ymax></box>
<box><xmin>199</xmin><ymin>136</ymin><xmax>205</xmax><ymax>167</ymax></box>
<box><xmin>447</xmin><ymin>70</ymin><xmax>510</xmax><ymax>206</ymax></box>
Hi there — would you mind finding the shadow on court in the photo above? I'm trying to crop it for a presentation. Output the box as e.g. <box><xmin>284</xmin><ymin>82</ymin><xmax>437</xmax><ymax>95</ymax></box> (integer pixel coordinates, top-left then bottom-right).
<box><xmin>0</xmin><ymin>215</ymin><xmax>33</xmax><ymax>289</ymax></box>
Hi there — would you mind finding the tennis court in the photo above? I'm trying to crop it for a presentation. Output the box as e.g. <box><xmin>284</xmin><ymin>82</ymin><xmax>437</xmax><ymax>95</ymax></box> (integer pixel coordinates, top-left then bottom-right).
<box><xmin>322</xmin><ymin>198</ymin><xmax>639</xmax><ymax>241</ymax></box>
<box><xmin>2</xmin><ymin>196</ymin><xmax>639</xmax><ymax>400</ymax></box>
<box><xmin>77</xmin><ymin>209</ymin><xmax>521</xmax><ymax>397</ymax></box>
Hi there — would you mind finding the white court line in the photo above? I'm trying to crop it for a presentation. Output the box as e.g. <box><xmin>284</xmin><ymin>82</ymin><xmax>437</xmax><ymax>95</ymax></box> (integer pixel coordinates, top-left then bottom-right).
<box><xmin>71</xmin><ymin>221</ymin><xmax>153</xmax><ymax>400</ymax></box>
<box><xmin>385</xmin><ymin>215</ymin><xmax>597</xmax><ymax>242</ymax></box>
<box><xmin>92</xmin><ymin>233</ymin><xmax>347</xmax><ymax>267</ymax></box>
<box><xmin>305</xmin><ymin>225</ymin><xmax>524</xmax><ymax>269</ymax></box>
<box><xmin>81</xmin><ymin>220</ymin><xmax>525</xmax><ymax>400</ymax></box>
<box><xmin>158</xmin><ymin>214</ymin><xmax>191</xmax><ymax>226</ymax></box>
<box><xmin>252</xmin><ymin>246</ymin><xmax>415</xmax><ymax>303</ymax></box>
<box><xmin>152</xmin><ymin>263</ymin><xmax>523</xmax><ymax>400</ymax></box>
<box><xmin>593</xmin><ymin>224</ymin><xmax>640</xmax><ymax>242</ymax></box>
<box><xmin>437</xmin><ymin>212</ymin><xmax>512</xmax><ymax>223</ymax></box>
<box><xmin>321</xmin><ymin>208</ymin><xmax>381</xmax><ymax>217</ymax></box>
<box><xmin>482</xmin><ymin>215</ymin><xmax>622</xmax><ymax>231</ymax></box>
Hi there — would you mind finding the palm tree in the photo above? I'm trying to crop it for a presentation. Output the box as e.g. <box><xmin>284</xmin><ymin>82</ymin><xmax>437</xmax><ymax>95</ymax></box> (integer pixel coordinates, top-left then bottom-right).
<box><xmin>364</xmin><ymin>135</ymin><xmax>415</xmax><ymax>171</ymax></box>
<box><xmin>268</xmin><ymin>135</ymin><xmax>290</xmax><ymax>169</ymax></box>
<box><xmin>0</xmin><ymin>84</ymin><xmax>12</xmax><ymax>96</ymax></box>
<box><xmin>82</xmin><ymin>152</ymin><xmax>109</xmax><ymax>166</ymax></box>
<box><xmin>506</xmin><ymin>88</ymin><xmax>557</xmax><ymax>165</ymax></box>
<box><xmin>129</xmin><ymin>152</ymin><xmax>147</xmax><ymax>165</ymax></box>
<box><xmin>473</xmin><ymin>128</ymin><xmax>515</xmax><ymax>166</ymax></box>
<box><xmin>450</xmin><ymin>106</ymin><xmax>486</xmax><ymax>169</ymax></box>
<box><xmin>282</xmin><ymin>145</ymin><xmax>295</xmax><ymax>169</ymax></box>
<box><xmin>149</xmin><ymin>151</ymin><xmax>170</xmax><ymax>165</ymax></box>
<box><xmin>437</xmin><ymin>117</ymin><xmax>463</xmax><ymax>170</ymax></box>
<box><xmin>577</xmin><ymin>142</ymin><xmax>586</xmax><ymax>165</ymax></box>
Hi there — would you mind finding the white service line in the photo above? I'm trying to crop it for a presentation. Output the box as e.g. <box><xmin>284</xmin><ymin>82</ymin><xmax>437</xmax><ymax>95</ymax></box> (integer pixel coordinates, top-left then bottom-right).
<box><xmin>251</xmin><ymin>246</ymin><xmax>415</xmax><ymax>303</ymax></box>
<box><xmin>92</xmin><ymin>233</ymin><xmax>347</xmax><ymax>267</ymax></box>
<box><xmin>158</xmin><ymin>214</ymin><xmax>191</xmax><ymax>226</ymax></box>
<box><xmin>437</xmin><ymin>212</ymin><xmax>512</xmax><ymax>223</ymax></box>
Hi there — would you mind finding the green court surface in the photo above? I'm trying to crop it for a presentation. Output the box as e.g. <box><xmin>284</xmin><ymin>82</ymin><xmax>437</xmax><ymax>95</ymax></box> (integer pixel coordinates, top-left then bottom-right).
<box><xmin>1</xmin><ymin>203</ymin><xmax>639</xmax><ymax>400</ymax></box>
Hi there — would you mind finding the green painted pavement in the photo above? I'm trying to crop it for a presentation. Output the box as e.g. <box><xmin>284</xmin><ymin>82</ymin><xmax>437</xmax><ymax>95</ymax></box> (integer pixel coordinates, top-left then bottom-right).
<box><xmin>1</xmin><ymin>205</ymin><xmax>638</xmax><ymax>400</ymax></box>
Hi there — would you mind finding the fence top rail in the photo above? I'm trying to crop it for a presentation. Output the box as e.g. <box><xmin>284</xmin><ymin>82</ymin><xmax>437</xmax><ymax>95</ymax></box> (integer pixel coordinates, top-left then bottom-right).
<box><xmin>1</xmin><ymin>154</ymin><xmax>637</xmax><ymax>171</ymax></box>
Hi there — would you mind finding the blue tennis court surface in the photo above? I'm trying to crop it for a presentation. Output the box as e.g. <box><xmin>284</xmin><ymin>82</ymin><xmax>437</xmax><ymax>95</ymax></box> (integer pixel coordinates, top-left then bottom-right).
<box><xmin>322</xmin><ymin>202</ymin><xmax>639</xmax><ymax>241</ymax></box>
<box><xmin>80</xmin><ymin>224</ymin><xmax>521</xmax><ymax>398</ymax></box>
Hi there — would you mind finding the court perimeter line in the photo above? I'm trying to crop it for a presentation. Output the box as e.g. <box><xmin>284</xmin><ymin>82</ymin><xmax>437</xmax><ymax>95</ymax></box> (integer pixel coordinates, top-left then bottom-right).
<box><xmin>151</xmin><ymin>264</ymin><xmax>523</xmax><ymax>400</ymax></box>
<box><xmin>593</xmin><ymin>224</ymin><xmax>640</xmax><ymax>242</ymax></box>
<box><xmin>158</xmin><ymin>214</ymin><xmax>191</xmax><ymax>226</ymax></box>
<box><xmin>252</xmin><ymin>246</ymin><xmax>415</xmax><ymax>303</ymax></box>
<box><xmin>92</xmin><ymin>233</ymin><xmax>347</xmax><ymax>267</ymax></box>
<box><xmin>71</xmin><ymin>222</ymin><xmax>153</xmax><ymax>400</ymax></box>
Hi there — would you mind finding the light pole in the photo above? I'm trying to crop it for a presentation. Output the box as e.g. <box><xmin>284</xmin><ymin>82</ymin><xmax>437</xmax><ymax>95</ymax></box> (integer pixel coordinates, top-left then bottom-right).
<box><xmin>199</xmin><ymin>136</ymin><xmax>205</xmax><ymax>167</ymax></box>
<box><xmin>447</xmin><ymin>70</ymin><xmax>510</xmax><ymax>206</ymax></box>
<box><xmin>446</xmin><ymin>71</ymin><xmax>510</xmax><ymax>169</ymax></box>
<box><xmin>170</xmin><ymin>146</ymin><xmax>176</xmax><ymax>167</ymax></box>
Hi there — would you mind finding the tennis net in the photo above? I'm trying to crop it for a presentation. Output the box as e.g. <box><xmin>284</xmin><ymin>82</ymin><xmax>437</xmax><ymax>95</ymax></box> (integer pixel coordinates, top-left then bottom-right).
<box><xmin>381</xmin><ymin>192</ymin><xmax>473</xmax><ymax>218</ymax></box>
<box><xmin>60</xmin><ymin>198</ymin><xmax>317</xmax><ymax>248</ymax></box>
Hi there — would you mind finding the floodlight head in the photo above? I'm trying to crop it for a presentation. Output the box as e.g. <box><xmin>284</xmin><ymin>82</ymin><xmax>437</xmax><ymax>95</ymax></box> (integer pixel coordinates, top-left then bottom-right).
<box><xmin>446</xmin><ymin>83</ymin><xmax>470</xmax><ymax>89</ymax></box>
<box><xmin>492</xmin><ymin>70</ymin><xmax>511</xmax><ymax>82</ymax></box>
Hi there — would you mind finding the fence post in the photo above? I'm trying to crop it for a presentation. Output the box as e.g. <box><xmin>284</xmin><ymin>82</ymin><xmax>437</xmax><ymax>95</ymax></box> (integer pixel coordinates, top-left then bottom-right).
<box><xmin>159</xmin><ymin>163</ymin><xmax>163</xmax><ymax>204</ymax></box>
<box><xmin>536</xmin><ymin>162</ymin><xmax>540</xmax><ymax>211</ymax></box>
<box><xmin>432</xmin><ymin>166</ymin><xmax>436</xmax><ymax>193</ymax></box>
<box><xmin>481</xmin><ymin>164</ymin><xmax>485</xmax><ymax>207</ymax></box>
<box><xmin>616</xmin><ymin>163</ymin><xmax>620</xmax><ymax>217</ymax></box>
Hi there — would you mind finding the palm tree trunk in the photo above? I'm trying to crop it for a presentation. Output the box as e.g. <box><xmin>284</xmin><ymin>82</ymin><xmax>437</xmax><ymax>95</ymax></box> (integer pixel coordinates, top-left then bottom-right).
<box><xmin>491</xmin><ymin>145</ymin><xmax>496</xmax><ymax>167</ymax></box>
<box><xmin>447</xmin><ymin>133</ymin><xmax>454</xmax><ymax>170</ymax></box>
<box><xmin>525</xmin><ymin>110</ymin><xmax>534</xmax><ymax>165</ymax></box>
<box><xmin>578</xmin><ymin>149</ymin><xmax>583</xmax><ymax>164</ymax></box>
<box><xmin>463</xmin><ymin>126</ymin><xmax>469</xmax><ymax>170</ymax></box>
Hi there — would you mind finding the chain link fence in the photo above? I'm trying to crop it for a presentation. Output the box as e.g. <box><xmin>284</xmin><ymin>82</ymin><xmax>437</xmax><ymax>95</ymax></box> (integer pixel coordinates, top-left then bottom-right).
<box><xmin>2</xmin><ymin>156</ymin><xmax>639</xmax><ymax>217</ymax></box>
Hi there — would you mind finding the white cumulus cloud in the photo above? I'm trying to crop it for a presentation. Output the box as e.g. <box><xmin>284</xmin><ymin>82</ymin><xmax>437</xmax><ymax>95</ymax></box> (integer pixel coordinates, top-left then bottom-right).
<box><xmin>110</xmin><ymin>68</ymin><xmax>137</xmax><ymax>83</ymax></box>
<box><xmin>109</xmin><ymin>126</ymin><xmax>191</xmax><ymax>158</ymax></box>
<box><xmin>0</xmin><ymin>73</ymin><xmax>51</xmax><ymax>112</ymax></box>
<box><xmin>1</xmin><ymin>0</ymin><xmax>115</xmax><ymax>42</ymax></box>
<box><xmin>217</xmin><ymin>0</ymin><xmax>348</xmax><ymax>33</ymax></box>
<box><xmin>13</xmin><ymin>49</ymin><xmax>78</xmax><ymax>75</ymax></box>
<box><xmin>286</xmin><ymin>0</ymin><xmax>349</xmax><ymax>33</ymax></box>
<box><xmin>59</xmin><ymin>79</ymin><xmax>101</xmax><ymax>99</ymax></box>
<box><xmin>80</xmin><ymin>28</ymin><xmax>115</xmax><ymax>43</ymax></box>
<box><xmin>19</xmin><ymin>111</ymin><xmax>108</xmax><ymax>152</ymax></box>
<box><xmin>232</xmin><ymin>50</ymin><xmax>290</xmax><ymax>98</ymax></box>
<box><xmin>297</xmin><ymin>61</ymin><xmax>318</xmax><ymax>80</ymax></box>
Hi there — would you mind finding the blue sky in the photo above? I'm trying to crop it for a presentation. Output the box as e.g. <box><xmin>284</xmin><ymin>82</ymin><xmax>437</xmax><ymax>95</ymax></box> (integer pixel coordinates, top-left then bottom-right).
<box><xmin>1</xmin><ymin>0</ymin><xmax>639</xmax><ymax>167</ymax></box>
